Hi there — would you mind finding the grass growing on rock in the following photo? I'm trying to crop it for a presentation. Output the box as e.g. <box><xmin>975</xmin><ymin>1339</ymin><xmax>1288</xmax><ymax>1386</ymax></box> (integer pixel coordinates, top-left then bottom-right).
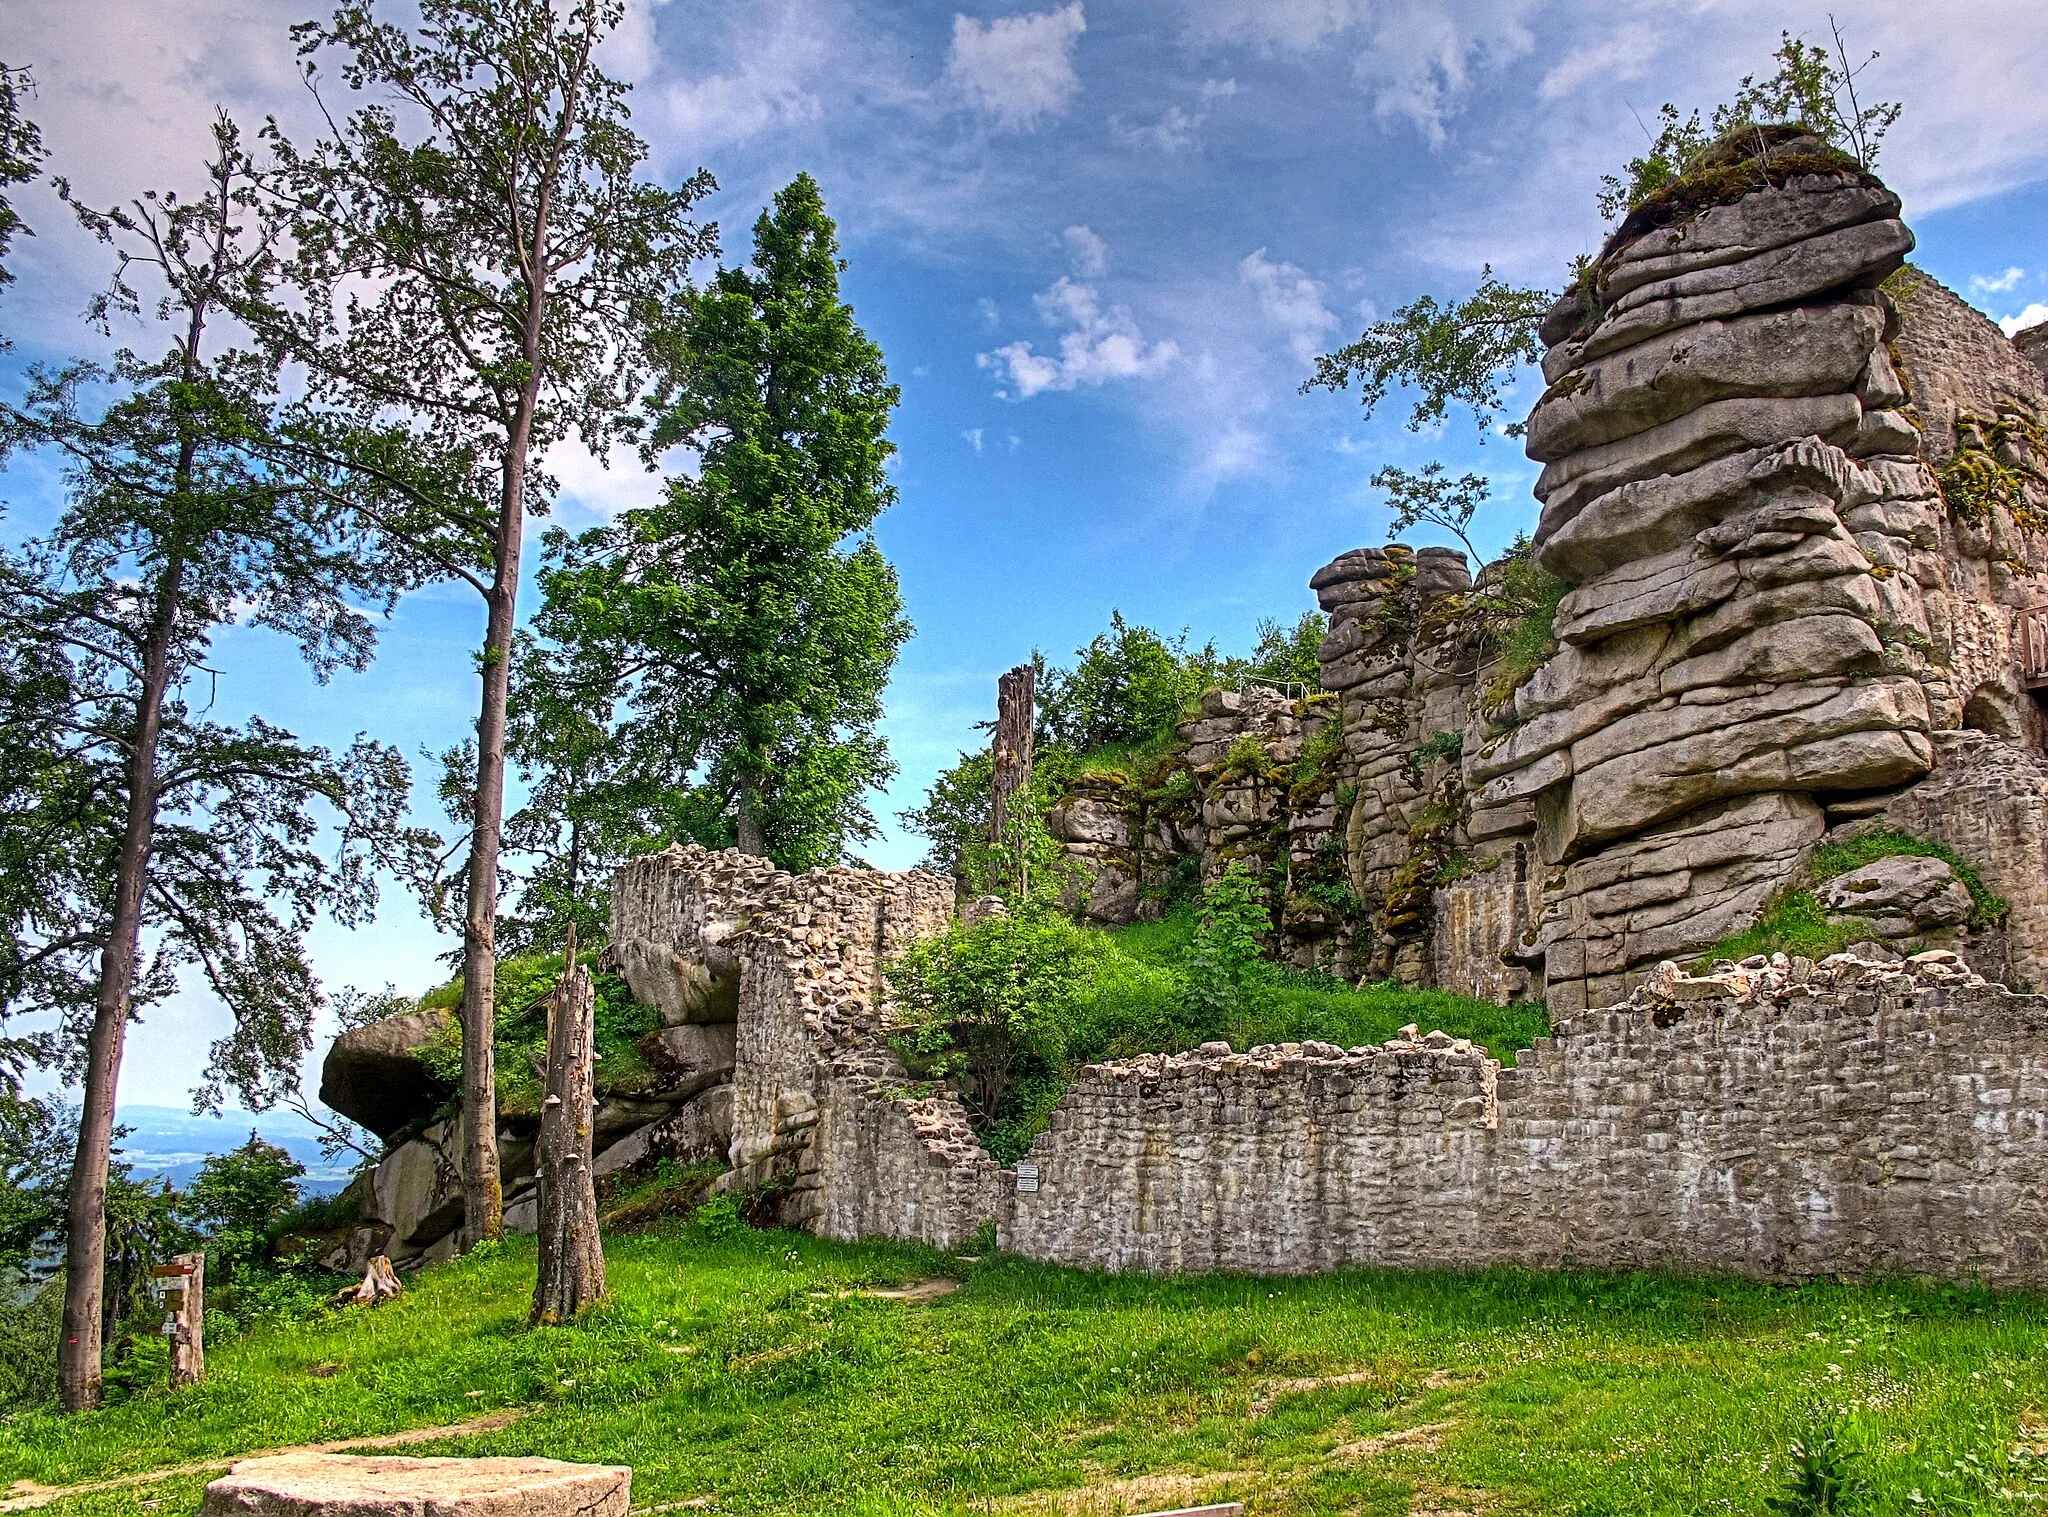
<box><xmin>6</xmin><ymin>1223</ymin><xmax>2048</xmax><ymax>1517</ymax></box>
<box><xmin>1692</xmin><ymin>827</ymin><xmax>2009</xmax><ymax>968</ymax></box>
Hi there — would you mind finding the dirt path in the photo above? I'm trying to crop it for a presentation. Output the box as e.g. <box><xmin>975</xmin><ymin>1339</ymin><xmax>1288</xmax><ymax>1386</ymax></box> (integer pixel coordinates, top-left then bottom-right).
<box><xmin>0</xmin><ymin>1410</ymin><xmax>527</xmax><ymax>1513</ymax></box>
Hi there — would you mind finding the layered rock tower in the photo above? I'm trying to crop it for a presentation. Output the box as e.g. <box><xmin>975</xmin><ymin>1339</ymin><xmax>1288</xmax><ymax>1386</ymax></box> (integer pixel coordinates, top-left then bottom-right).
<box><xmin>1057</xmin><ymin>140</ymin><xmax>2048</xmax><ymax>1013</ymax></box>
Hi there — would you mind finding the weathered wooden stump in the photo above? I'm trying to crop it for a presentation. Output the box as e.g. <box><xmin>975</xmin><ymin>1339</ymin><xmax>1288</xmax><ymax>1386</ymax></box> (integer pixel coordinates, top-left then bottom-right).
<box><xmin>200</xmin><ymin>1454</ymin><xmax>630</xmax><ymax>1517</ymax></box>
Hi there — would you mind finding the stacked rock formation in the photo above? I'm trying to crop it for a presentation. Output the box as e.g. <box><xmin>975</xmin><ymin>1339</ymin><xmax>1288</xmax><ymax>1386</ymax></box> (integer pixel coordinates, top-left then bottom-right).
<box><xmin>1491</xmin><ymin>161</ymin><xmax>1935</xmax><ymax>1010</ymax></box>
<box><xmin>1037</xmin><ymin>147</ymin><xmax>2048</xmax><ymax>1012</ymax></box>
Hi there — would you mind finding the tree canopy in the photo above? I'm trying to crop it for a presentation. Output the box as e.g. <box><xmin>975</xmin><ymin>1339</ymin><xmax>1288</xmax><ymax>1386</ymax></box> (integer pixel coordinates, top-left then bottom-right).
<box><xmin>511</xmin><ymin>173</ymin><xmax>908</xmax><ymax>903</ymax></box>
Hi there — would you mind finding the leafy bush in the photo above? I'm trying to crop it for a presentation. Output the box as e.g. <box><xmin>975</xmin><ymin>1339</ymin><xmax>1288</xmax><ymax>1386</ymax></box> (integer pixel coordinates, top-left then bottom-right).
<box><xmin>888</xmin><ymin>910</ymin><xmax>1111</xmax><ymax>1138</ymax></box>
<box><xmin>1598</xmin><ymin>29</ymin><xmax>1901</xmax><ymax>221</ymax></box>
<box><xmin>1038</xmin><ymin>612</ymin><xmax>1219</xmax><ymax>753</ymax></box>
<box><xmin>1181</xmin><ymin>863</ymin><xmax>1274</xmax><ymax>1026</ymax></box>
<box><xmin>1232</xmin><ymin>611</ymin><xmax>1325</xmax><ymax>690</ymax></box>
<box><xmin>694</xmin><ymin>1193</ymin><xmax>747</xmax><ymax>1239</ymax></box>
<box><xmin>887</xmin><ymin>887</ymin><xmax>1546</xmax><ymax>1165</ymax></box>
<box><xmin>181</xmin><ymin>1135</ymin><xmax>307</xmax><ymax>1282</ymax></box>
<box><xmin>417</xmin><ymin>951</ymin><xmax>659</xmax><ymax>1111</ymax></box>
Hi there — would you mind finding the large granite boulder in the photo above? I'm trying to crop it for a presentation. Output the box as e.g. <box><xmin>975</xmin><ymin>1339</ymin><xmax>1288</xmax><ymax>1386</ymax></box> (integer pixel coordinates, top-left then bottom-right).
<box><xmin>318</xmin><ymin>1009</ymin><xmax>453</xmax><ymax>1140</ymax></box>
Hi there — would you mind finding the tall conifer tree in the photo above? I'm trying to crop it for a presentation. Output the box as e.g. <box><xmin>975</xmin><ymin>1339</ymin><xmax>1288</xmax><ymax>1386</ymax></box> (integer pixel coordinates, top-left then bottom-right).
<box><xmin>517</xmin><ymin>174</ymin><xmax>908</xmax><ymax>888</ymax></box>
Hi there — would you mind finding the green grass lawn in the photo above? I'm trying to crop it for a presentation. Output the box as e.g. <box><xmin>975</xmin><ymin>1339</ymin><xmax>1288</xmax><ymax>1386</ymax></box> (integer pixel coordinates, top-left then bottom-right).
<box><xmin>6</xmin><ymin>1223</ymin><xmax>2047</xmax><ymax>1517</ymax></box>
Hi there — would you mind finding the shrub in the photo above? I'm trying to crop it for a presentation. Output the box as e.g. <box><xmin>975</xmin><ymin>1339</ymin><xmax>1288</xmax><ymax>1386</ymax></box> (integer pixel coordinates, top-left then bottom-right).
<box><xmin>1181</xmin><ymin>863</ymin><xmax>1274</xmax><ymax>1026</ymax></box>
<box><xmin>694</xmin><ymin>1193</ymin><xmax>747</xmax><ymax>1239</ymax></box>
<box><xmin>181</xmin><ymin>1135</ymin><xmax>307</xmax><ymax>1282</ymax></box>
<box><xmin>887</xmin><ymin>910</ymin><xmax>1111</xmax><ymax>1137</ymax></box>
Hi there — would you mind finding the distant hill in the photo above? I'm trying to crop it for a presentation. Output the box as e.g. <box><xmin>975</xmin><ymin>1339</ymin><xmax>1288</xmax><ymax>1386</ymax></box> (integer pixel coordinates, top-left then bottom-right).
<box><xmin>113</xmin><ymin>1105</ymin><xmax>359</xmax><ymax>1197</ymax></box>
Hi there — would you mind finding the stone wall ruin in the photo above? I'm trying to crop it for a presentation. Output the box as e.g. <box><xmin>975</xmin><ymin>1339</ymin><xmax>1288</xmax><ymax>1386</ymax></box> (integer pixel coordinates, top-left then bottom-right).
<box><xmin>1001</xmin><ymin>951</ymin><xmax>2048</xmax><ymax>1284</ymax></box>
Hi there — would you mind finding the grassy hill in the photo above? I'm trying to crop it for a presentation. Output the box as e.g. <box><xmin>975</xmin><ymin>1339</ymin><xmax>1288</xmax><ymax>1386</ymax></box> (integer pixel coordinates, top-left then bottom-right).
<box><xmin>5</xmin><ymin>1220</ymin><xmax>2047</xmax><ymax>1516</ymax></box>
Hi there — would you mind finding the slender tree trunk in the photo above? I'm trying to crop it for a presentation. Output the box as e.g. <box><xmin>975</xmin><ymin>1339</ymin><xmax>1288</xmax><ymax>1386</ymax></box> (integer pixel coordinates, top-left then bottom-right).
<box><xmin>457</xmin><ymin>259</ymin><xmax>550</xmax><ymax>1245</ymax></box>
<box><xmin>60</xmin><ymin>558</ymin><xmax>183</xmax><ymax>1412</ymax></box>
<box><xmin>990</xmin><ymin>663</ymin><xmax>1036</xmax><ymax>894</ymax></box>
<box><xmin>532</xmin><ymin>925</ymin><xmax>603</xmax><ymax>1325</ymax></box>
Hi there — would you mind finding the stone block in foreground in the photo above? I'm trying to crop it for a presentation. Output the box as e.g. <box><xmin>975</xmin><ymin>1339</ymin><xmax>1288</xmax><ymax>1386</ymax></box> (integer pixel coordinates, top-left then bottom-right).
<box><xmin>201</xmin><ymin>1455</ymin><xmax>631</xmax><ymax>1517</ymax></box>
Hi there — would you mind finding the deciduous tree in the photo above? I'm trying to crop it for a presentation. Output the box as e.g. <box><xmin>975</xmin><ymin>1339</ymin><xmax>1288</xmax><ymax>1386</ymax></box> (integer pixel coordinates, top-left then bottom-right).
<box><xmin>256</xmin><ymin>0</ymin><xmax>714</xmax><ymax>1243</ymax></box>
<box><xmin>0</xmin><ymin>119</ymin><xmax>423</xmax><ymax>1410</ymax></box>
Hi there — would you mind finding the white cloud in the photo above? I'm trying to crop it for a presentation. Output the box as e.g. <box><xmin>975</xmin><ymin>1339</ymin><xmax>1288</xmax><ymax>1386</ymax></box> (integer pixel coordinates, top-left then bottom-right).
<box><xmin>1112</xmin><ymin>104</ymin><xmax>1205</xmax><ymax>152</ymax></box>
<box><xmin>979</xmin><ymin>275</ymin><xmax>1178</xmax><ymax>398</ymax></box>
<box><xmin>1537</xmin><ymin>26</ymin><xmax>1659</xmax><ymax>100</ymax></box>
<box><xmin>1064</xmin><ymin>224</ymin><xmax>1110</xmax><ymax>277</ymax></box>
<box><xmin>663</xmin><ymin>10</ymin><xmax>828</xmax><ymax>150</ymax></box>
<box><xmin>2000</xmin><ymin>303</ymin><xmax>2048</xmax><ymax>338</ymax></box>
<box><xmin>1181</xmin><ymin>0</ymin><xmax>1536</xmax><ymax>144</ymax></box>
<box><xmin>1109</xmin><ymin>80</ymin><xmax>1237</xmax><ymax>153</ymax></box>
<box><xmin>1238</xmin><ymin>248</ymin><xmax>1339</xmax><ymax>365</ymax></box>
<box><xmin>963</xmin><ymin>427</ymin><xmax>985</xmax><ymax>451</ymax></box>
<box><xmin>1973</xmin><ymin>267</ymin><xmax>2027</xmax><ymax>294</ymax></box>
<box><xmin>946</xmin><ymin>3</ymin><xmax>1086</xmax><ymax>130</ymax></box>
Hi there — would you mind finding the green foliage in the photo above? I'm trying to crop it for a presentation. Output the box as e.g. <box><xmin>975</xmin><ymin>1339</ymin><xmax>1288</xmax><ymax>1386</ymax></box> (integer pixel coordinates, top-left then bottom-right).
<box><xmin>1230</xmin><ymin>612</ymin><xmax>1326</xmax><ymax>690</ymax></box>
<box><xmin>416</xmin><ymin>950</ymin><xmax>656</xmax><ymax>1111</ymax></box>
<box><xmin>1470</xmin><ymin>539</ymin><xmax>1567</xmax><ymax>717</ymax></box>
<box><xmin>885</xmin><ymin>882</ymin><xmax>1540</xmax><ymax>1164</ymax></box>
<box><xmin>1598</xmin><ymin>28</ymin><xmax>1902</xmax><ymax>221</ymax></box>
<box><xmin>0</xmin><ymin>118</ymin><xmax>430</xmax><ymax>1114</ymax></box>
<box><xmin>524</xmin><ymin>174</ymin><xmax>907</xmax><ymax>874</ymax></box>
<box><xmin>1407</xmin><ymin>729</ymin><xmax>1464</xmax><ymax>784</ymax></box>
<box><xmin>1698</xmin><ymin>891</ymin><xmax>1867</xmax><ymax>967</ymax></box>
<box><xmin>691</xmin><ymin>1193</ymin><xmax>747</xmax><ymax>1240</ymax></box>
<box><xmin>1180</xmin><ymin>863</ymin><xmax>1274</xmax><ymax>1027</ymax></box>
<box><xmin>1038</xmin><ymin>612</ymin><xmax>1218</xmax><ymax>753</ymax></box>
<box><xmin>1305</xmin><ymin>268</ymin><xmax>1553</xmax><ymax>438</ymax></box>
<box><xmin>1695</xmin><ymin>829</ymin><xmax>2006</xmax><ymax>967</ymax></box>
<box><xmin>1937</xmin><ymin>410</ymin><xmax>2048</xmax><ymax>552</ymax></box>
<box><xmin>1767</xmin><ymin>1422</ymin><xmax>1871</xmax><ymax>1515</ymax></box>
<box><xmin>898</xmin><ymin>748</ymin><xmax>995</xmax><ymax>878</ymax></box>
<box><xmin>0</xmin><ymin>61</ymin><xmax>44</xmax><ymax>310</ymax></box>
<box><xmin>887</xmin><ymin>910</ymin><xmax>1111</xmax><ymax>1145</ymax></box>
<box><xmin>0</xmin><ymin>1278</ymin><xmax>61</xmax><ymax>1410</ymax></box>
<box><xmin>178</xmin><ymin>1137</ymin><xmax>305</xmax><ymax>1283</ymax></box>
<box><xmin>1373</xmin><ymin>462</ymin><xmax>1488</xmax><ymax>558</ymax></box>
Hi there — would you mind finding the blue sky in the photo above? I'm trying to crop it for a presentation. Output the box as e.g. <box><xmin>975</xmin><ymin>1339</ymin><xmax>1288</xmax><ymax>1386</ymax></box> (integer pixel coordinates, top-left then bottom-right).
<box><xmin>3</xmin><ymin>0</ymin><xmax>2046</xmax><ymax>1109</ymax></box>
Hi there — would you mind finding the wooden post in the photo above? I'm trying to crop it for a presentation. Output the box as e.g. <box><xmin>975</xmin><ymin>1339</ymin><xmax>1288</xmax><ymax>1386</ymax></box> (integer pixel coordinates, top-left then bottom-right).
<box><xmin>991</xmin><ymin>663</ymin><xmax>1036</xmax><ymax>895</ymax></box>
<box><xmin>154</xmin><ymin>1252</ymin><xmax>203</xmax><ymax>1387</ymax></box>
<box><xmin>532</xmin><ymin>925</ymin><xmax>605</xmax><ymax>1326</ymax></box>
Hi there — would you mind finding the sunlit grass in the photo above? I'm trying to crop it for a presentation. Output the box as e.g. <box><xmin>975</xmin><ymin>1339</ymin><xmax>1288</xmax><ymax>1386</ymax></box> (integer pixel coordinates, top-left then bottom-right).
<box><xmin>6</xmin><ymin>1226</ymin><xmax>2047</xmax><ymax>1516</ymax></box>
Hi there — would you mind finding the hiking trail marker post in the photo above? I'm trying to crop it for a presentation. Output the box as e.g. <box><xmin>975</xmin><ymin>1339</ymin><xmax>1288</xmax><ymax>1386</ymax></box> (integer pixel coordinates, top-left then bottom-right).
<box><xmin>151</xmin><ymin>1252</ymin><xmax>204</xmax><ymax>1387</ymax></box>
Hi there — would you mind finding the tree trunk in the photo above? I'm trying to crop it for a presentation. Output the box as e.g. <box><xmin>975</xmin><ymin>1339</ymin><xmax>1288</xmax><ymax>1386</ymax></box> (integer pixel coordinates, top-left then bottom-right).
<box><xmin>531</xmin><ymin>928</ymin><xmax>604</xmax><ymax>1326</ymax></box>
<box><xmin>990</xmin><ymin>663</ymin><xmax>1036</xmax><ymax>893</ymax></box>
<box><xmin>59</xmin><ymin>559</ymin><xmax>182</xmax><ymax>1413</ymax></box>
<box><xmin>734</xmin><ymin>780</ymin><xmax>767</xmax><ymax>857</ymax></box>
<box><xmin>165</xmin><ymin>1252</ymin><xmax>204</xmax><ymax>1388</ymax></box>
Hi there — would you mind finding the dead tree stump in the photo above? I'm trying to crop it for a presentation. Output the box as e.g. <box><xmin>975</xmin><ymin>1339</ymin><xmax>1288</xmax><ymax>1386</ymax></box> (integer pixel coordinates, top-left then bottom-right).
<box><xmin>991</xmin><ymin>662</ymin><xmax>1036</xmax><ymax>889</ymax></box>
<box><xmin>532</xmin><ymin>930</ymin><xmax>605</xmax><ymax>1325</ymax></box>
<box><xmin>351</xmin><ymin>1255</ymin><xmax>403</xmax><ymax>1306</ymax></box>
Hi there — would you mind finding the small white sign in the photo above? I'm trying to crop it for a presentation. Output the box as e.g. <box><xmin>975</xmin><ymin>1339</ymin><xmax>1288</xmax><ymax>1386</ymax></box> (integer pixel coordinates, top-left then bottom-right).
<box><xmin>1015</xmin><ymin>1162</ymin><xmax>1040</xmax><ymax>1193</ymax></box>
